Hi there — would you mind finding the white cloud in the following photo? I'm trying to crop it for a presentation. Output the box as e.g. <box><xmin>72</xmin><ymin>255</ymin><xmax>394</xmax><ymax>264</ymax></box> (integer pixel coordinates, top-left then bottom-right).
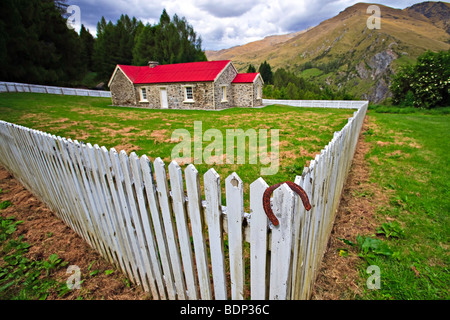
<box><xmin>70</xmin><ymin>0</ymin><xmax>428</xmax><ymax>50</ymax></box>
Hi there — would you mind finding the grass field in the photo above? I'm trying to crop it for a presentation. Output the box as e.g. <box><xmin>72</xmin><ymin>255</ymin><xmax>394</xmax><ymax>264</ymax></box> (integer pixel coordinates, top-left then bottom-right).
<box><xmin>0</xmin><ymin>92</ymin><xmax>354</xmax><ymax>210</ymax></box>
<box><xmin>346</xmin><ymin>107</ymin><xmax>449</xmax><ymax>300</ymax></box>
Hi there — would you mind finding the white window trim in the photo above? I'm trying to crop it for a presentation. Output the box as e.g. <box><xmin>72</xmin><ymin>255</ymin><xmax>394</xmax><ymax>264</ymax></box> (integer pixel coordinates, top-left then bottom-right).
<box><xmin>256</xmin><ymin>85</ymin><xmax>262</xmax><ymax>100</ymax></box>
<box><xmin>182</xmin><ymin>85</ymin><xmax>195</xmax><ymax>103</ymax></box>
<box><xmin>221</xmin><ymin>85</ymin><xmax>228</xmax><ymax>102</ymax></box>
<box><xmin>139</xmin><ymin>87</ymin><xmax>148</xmax><ymax>102</ymax></box>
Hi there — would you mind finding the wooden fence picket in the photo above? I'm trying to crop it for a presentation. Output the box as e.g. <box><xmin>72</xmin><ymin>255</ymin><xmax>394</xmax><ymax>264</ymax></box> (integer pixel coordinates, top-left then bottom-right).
<box><xmin>185</xmin><ymin>164</ymin><xmax>212</xmax><ymax>300</ymax></box>
<box><xmin>109</xmin><ymin>148</ymin><xmax>145</xmax><ymax>288</ymax></box>
<box><xmin>225</xmin><ymin>172</ymin><xmax>245</xmax><ymax>300</ymax></box>
<box><xmin>204</xmin><ymin>168</ymin><xmax>227</xmax><ymax>300</ymax></box>
<box><xmin>249</xmin><ymin>177</ymin><xmax>269</xmax><ymax>300</ymax></box>
<box><xmin>168</xmin><ymin>161</ymin><xmax>198</xmax><ymax>300</ymax></box>
<box><xmin>269</xmin><ymin>184</ymin><xmax>296</xmax><ymax>300</ymax></box>
<box><xmin>154</xmin><ymin>157</ymin><xmax>187</xmax><ymax>300</ymax></box>
<box><xmin>140</xmin><ymin>155</ymin><xmax>177</xmax><ymax>300</ymax></box>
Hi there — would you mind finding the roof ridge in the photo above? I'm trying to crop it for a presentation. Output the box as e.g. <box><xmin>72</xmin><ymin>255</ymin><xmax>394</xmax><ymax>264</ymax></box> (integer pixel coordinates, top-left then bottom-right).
<box><xmin>117</xmin><ymin>60</ymin><xmax>232</xmax><ymax>84</ymax></box>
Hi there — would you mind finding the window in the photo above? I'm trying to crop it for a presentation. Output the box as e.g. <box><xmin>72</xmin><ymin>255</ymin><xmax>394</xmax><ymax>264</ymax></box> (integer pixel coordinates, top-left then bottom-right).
<box><xmin>256</xmin><ymin>85</ymin><xmax>262</xmax><ymax>99</ymax></box>
<box><xmin>140</xmin><ymin>87</ymin><xmax>148</xmax><ymax>101</ymax></box>
<box><xmin>184</xmin><ymin>86</ymin><xmax>194</xmax><ymax>102</ymax></box>
<box><xmin>221</xmin><ymin>85</ymin><xmax>227</xmax><ymax>102</ymax></box>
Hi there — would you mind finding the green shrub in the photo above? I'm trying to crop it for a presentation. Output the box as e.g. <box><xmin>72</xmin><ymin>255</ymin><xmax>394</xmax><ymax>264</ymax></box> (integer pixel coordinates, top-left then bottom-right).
<box><xmin>391</xmin><ymin>50</ymin><xmax>450</xmax><ymax>109</ymax></box>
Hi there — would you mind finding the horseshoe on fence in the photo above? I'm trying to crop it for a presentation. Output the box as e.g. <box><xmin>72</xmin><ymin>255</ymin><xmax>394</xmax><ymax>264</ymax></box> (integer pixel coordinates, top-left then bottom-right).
<box><xmin>263</xmin><ymin>181</ymin><xmax>312</xmax><ymax>226</ymax></box>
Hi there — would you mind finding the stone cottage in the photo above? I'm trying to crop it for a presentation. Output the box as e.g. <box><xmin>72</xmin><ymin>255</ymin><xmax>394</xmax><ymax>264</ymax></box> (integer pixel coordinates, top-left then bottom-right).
<box><xmin>107</xmin><ymin>60</ymin><xmax>264</xmax><ymax>109</ymax></box>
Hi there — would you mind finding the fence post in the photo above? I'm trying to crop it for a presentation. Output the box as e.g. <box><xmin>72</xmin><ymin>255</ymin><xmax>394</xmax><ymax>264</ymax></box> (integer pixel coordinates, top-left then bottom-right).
<box><xmin>269</xmin><ymin>184</ymin><xmax>296</xmax><ymax>300</ymax></box>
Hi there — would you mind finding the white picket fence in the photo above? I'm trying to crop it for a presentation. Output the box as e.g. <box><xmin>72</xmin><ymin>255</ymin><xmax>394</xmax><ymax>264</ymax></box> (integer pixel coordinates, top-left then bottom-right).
<box><xmin>263</xmin><ymin>99</ymin><xmax>366</xmax><ymax>109</ymax></box>
<box><xmin>0</xmin><ymin>101</ymin><xmax>368</xmax><ymax>300</ymax></box>
<box><xmin>0</xmin><ymin>81</ymin><xmax>111</xmax><ymax>98</ymax></box>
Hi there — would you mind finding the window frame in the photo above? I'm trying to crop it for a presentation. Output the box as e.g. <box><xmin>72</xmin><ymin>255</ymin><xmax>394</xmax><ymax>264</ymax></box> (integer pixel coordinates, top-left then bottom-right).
<box><xmin>256</xmin><ymin>85</ymin><xmax>262</xmax><ymax>100</ymax></box>
<box><xmin>221</xmin><ymin>85</ymin><xmax>228</xmax><ymax>102</ymax></box>
<box><xmin>183</xmin><ymin>85</ymin><xmax>194</xmax><ymax>103</ymax></box>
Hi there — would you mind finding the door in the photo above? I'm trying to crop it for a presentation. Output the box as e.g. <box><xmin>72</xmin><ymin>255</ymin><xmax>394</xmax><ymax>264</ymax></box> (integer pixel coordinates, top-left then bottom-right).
<box><xmin>160</xmin><ymin>88</ymin><xmax>168</xmax><ymax>109</ymax></box>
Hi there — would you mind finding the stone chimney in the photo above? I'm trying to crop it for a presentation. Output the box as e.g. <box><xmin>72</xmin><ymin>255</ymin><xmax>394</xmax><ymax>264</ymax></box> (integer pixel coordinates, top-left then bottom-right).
<box><xmin>148</xmin><ymin>61</ymin><xmax>159</xmax><ymax>68</ymax></box>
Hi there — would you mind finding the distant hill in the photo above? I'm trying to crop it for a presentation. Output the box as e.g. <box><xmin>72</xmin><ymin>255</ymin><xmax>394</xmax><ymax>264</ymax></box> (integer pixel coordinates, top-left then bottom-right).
<box><xmin>205</xmin><ymin>30</ymin><xmax>308</xmax><ymax>66</ymax></box>
<box><xmin>206</xmin><ymin>2</ymin><xmax>450</xmax><ymax>102</ymax></box>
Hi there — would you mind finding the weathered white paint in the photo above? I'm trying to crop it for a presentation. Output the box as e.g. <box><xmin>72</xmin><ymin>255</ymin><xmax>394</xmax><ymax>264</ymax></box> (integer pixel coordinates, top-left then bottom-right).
<box><xmin>225</xmin><ymin>173</ymin><xmax>245</xmax><ymax>300</ymax></box>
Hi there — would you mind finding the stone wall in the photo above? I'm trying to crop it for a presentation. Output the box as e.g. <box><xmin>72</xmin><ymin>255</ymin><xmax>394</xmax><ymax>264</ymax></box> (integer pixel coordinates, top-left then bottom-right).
<box><xmin>135</xmin><ymin>82</ymin><xmax>215</xmax><ymax>110</ymax></box>
<box><xmin>110</xmin><ymin>68</ymin><xmax>137</xmax><ymax>106</ymax></box>
<box><xmin>136</xmin><ymin>82</ymin><xmax>213</xmax><ymax>109</ymax></box>
<box><xmin>214</xmin><ymin>63</ymin><xmax>238</xmax><ymax>109</ymax></box>
<box><xmin>232</xmin><ymin>83</ymin><xmax>253</xmax><ymax>108</ymax></box>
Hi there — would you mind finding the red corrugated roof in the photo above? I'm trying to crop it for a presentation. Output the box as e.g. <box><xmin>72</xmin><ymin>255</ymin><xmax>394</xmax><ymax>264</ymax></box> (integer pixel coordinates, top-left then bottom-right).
<box><xmin>232</xmin><ymin>73</ymin><xmax>259</xmax><ymax>83</ymax></box>
<box><xmin>117</xmin><ymin>65</ymin><xmax>144</xmax><ymax>83</ymax></box>
<box><xmin>118</xmin><ymin>60</ymin><xmax>232</xmax><ymax>84</ymax></box>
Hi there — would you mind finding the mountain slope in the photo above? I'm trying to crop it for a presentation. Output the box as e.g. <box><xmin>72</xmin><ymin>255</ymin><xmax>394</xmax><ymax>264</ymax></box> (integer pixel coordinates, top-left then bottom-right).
<box><xmin>205</xmin><ymin>30</ymin><xmax>307</xmax><ymax>68</ymax></box>
<box><xmin>206</xmin><ymin>2</ymin><xmax>450</xmax><ymax>102</ymax></box>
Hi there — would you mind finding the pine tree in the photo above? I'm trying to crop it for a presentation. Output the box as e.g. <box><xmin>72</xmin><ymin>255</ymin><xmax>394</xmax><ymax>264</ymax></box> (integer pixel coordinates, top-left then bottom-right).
<box><xmin>246</xmin><ymin>64</ymin><xmax>256</xmax><ymax>73</ymax></box>
<box><xmin>132</xmin><ymin>9</ymin><xmax>206</xmax><ymax>67</ymax></box>
<box><xmin>259</xmin><ymin>61</ymin><xmax>273</xmax><ymax>84</ymax></box>
<box><xmin>80</xmin><ymin>25</ymin><xmax>95</xmax><ymax>71</ymax></box>
<box><xmin>0</xmin><ymin>0</ymin><xmax>84</xmax><ymax>85</ymax></box>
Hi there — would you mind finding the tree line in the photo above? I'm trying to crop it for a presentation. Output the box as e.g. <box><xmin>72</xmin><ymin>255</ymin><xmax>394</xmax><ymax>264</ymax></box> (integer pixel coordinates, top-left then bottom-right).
<box><xmin>0</xmin><ymin>0</ymin><xmax>206</xmax><ymax>87</ymax></box>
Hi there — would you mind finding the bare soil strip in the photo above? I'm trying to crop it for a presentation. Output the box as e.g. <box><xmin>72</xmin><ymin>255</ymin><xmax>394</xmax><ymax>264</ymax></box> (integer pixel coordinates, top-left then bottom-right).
<box><xmin>311</xmin><ymin>116</ymin><xmax>387</xmax><ymax>299</ymax></box>
<box><xmin>0</xmin><ymin>166</ymin><xmax>149</xmax><ymax>300</ymax></box>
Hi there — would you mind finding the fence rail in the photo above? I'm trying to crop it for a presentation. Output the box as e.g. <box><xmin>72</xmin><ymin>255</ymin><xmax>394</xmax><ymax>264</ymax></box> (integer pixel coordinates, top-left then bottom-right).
<box><xmin>0</xmin><ymin>100</ymin><xmax>368</xmax><ymax>300</ymax></box>
<box><xmin>263</xmin><ymin>99</ymin><xmax>366</xmax><ymax>109</ymax></box>
<box><xmin>0</xmin><ymin>81</ymin><xmax>111</xmax><ymax>98</ymax></box>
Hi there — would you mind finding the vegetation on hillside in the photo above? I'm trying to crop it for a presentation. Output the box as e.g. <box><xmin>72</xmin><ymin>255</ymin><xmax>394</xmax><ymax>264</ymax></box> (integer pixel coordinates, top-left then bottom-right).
<box><xmin>258</xmin><ymin>63</ymin><xmax>354</xmax><ymax>100</ymax></box>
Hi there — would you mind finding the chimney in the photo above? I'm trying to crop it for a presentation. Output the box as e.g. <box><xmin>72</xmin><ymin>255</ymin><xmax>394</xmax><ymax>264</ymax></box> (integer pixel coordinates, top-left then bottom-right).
<box><xmin>148</xmin><ymin>61</ymin><xmax>159</xmax><ymax>68</ymax></box>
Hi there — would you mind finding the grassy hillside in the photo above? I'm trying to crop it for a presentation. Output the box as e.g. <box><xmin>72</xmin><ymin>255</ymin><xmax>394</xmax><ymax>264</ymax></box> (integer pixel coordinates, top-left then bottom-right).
<box><xmin>206</xmin><ymin>2</ymin><xmax>450</xmax><ymax>103</ymax></box>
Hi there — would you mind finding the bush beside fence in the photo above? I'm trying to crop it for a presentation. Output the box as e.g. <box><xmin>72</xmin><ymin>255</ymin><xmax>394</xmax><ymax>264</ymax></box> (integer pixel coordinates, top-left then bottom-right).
<box><xmin>0</xmin><ymin>100</ymin><xmax>368</xmax><ymax>300</ymax></box>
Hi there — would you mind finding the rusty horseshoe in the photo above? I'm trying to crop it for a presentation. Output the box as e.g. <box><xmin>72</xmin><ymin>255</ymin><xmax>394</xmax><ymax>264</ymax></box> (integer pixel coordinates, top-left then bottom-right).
<box><xmin>262</xmin><ymin>181</ymin><xmax>312</xmax><ymax>226</ymax></box>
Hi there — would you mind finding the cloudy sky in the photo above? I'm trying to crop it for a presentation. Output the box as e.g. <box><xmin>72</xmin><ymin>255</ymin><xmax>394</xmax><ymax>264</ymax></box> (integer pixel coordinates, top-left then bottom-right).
<box><xmin>68</xmin><ymin>0</ymin><xmax>427</xmax><ymax>50</ymax></box>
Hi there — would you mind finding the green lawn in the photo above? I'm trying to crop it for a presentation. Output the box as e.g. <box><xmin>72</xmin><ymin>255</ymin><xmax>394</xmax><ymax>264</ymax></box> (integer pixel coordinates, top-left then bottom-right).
<box><xmin>0</xmin><ymin>92</ymin><xmax>354</xmax><ymax>210</ymax></box>
<box><xmin>351</xmin><ymin>107</ymin><xmax>449</xmax><ymax>300</ymax></box>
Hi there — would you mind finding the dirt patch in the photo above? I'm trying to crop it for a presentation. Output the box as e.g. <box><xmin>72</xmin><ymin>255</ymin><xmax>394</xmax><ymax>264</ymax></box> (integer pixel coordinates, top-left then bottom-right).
<box><xmin>0</xmin><ymin>165</ymin><xmax>149</xmax><ymax>300</ymax></box>
<box><xmin>311</xmin><ymin>116</ymin><xmax>389</xmax><ymax>300</ymax></box>
<box><xmin>150</xmin><ymin>129</ymin><xmax>172</xmax><ymax>144</ymax></box>
<box><xmin>113</xmin><ymin>143</ymin><xmax>142</xmax><ymax>153</ymax></box>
